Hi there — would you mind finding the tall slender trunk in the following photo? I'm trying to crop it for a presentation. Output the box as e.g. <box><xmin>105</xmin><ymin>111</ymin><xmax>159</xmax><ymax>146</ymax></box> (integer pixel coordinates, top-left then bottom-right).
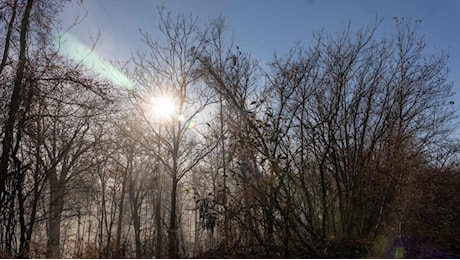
<box><xmin>116</xmin><ymin>169</ymin><xmax>127</xmax><ymax>255</ymax></box>
<box><xmin>155</xmin><ymin>176</ymin><xmax>162</xmax><ymax>258</ymax></box>
<box><xmin>132</xmin><ymin>207</ymin><xmax>141</xmax><ymax>258</ymax></box>
<box><xmin>0</xmin><ymin>0</ymin><xmax>34</xmax><ymax>205</ymax></box>
<box><xmin>129</xmin><ymin>186</ymin><xmax>142</xmax><ymax>258</ymax></box>
<box><xmin>17</xmin><ymin>170</ymin><xmax>27</xmax><ymax>257</ymax></box>
<box><xmin>168</xmin><ymin>174</ymin><xmax>178</xmax><ymax>258</ymax></box>
<box><xmin>46</xmin><ymin>167</ymin><xmax>65</xmax><ymax>258</ymax></box>
<box><xmin>168</xmin><ymin>123</ymin><xmax>180</xmax><ymax>258</ymax></box>
<box><xmin>23</xmin><ymin>178</ymin><xmax>43</xmax><ymax>257</ymax></box>
<box><xmin>219</xmin><ymin>95</ymin><xmax>229</xmax><ymax>250</ymax></box>
<box><xmin>319</xmin><ymin>160</ymin><xmax>328</xmax><ymax>236</ymax></box>
<box><xmin>0</xmin><ymin>1</ymin><xmax>34</xmax><ymax>252</ymax></box>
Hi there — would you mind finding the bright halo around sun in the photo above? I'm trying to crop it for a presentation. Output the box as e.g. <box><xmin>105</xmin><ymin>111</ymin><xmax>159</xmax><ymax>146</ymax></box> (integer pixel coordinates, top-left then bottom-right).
<box><xmin>150</xmin><ymin>96</ymin><xmax>176</xmax><ymax>118</ymax></box>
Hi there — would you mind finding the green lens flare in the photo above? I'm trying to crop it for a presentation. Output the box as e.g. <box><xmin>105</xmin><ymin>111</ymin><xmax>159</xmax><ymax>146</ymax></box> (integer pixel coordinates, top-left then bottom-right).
<box><xmin>55</xmin><ymin>33</ymin><xmax>134</xmax><ymax>90</ymax></box>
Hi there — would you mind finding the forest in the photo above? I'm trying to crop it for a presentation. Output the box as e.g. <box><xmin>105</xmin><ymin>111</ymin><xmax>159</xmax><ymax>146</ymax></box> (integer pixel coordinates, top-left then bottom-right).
<box><xmin>1</xmin><ymin>0</ymin><xmax>459</xmax><ymax>258</ymax></box>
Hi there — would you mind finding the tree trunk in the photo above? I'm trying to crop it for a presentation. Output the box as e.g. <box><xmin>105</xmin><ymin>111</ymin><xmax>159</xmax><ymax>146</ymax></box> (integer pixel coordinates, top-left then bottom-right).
<box><xmin>0</xmin><ymin>0</ymin><xmax>33</xmax><ymax>205</ymax></box>
<box><xmin>129</xmin><ymin>184</ymin><xmax>142</xmax><ymax>258</ymax></box>
<box><xmin>116</xmin><ymin>169</ymin><xmax>127</xmax><ymax>255</ymax></box>
<box><xmin>155</xmin><ymin>178</ymin><xmax>162</xmax><ymax>258</ymax></box>
<box><xmin>132</xmin><ymin>207</ymin><xmax>141</xmax><ymax>258</ymax></box>
<box><xmin>168</xmin><ymin>124</ymin><xmax>180</xmax><ymax>259</ymax></box>
<box><xmin>46</xmin><ymin>168</ymin><xmax>65</xmax><ymax>258</ymax></box>
<box><xmin>168</xmin><ymin>174</ymin><xmax>179</xmax><ymax>258</ymax></box>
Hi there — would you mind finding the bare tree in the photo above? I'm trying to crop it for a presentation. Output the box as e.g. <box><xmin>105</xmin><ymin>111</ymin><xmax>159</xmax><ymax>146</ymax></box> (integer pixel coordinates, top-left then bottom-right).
<box><xmin>0</xmin><ymin>0</ymin><xmax>93</xmax><ymax>256</ymax></box>
<box><xmin>197</xmin><ymin>18</ymin><xmax>457</xmax><ymax>257</ymax></box>
<box><xmin>1</xmin><ymin>1</ymin><xmax>458</xmax><ymax>257</ymax></box>
<box><xmin>130</xmin><ymin>7</ymin><xmax>220</xmax><ymax>258</ymax></box>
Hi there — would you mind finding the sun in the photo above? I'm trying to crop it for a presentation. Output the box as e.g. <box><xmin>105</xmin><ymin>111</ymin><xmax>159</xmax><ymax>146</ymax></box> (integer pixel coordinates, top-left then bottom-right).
<box><xmin>150</xmin><ymin>96</ymin><xmax>176</xmax><ymax>118</ymax></box>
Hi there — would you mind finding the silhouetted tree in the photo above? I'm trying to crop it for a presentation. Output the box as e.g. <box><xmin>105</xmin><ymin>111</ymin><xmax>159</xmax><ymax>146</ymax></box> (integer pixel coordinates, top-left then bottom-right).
<box><xmin>130</xmin><ymin>7</ymin><xmax>221</xmax><ymax>258</ymax></box>
<box><xmin>197</xmin><ymin>18</ymin><xmax>457</xmax><ymax>257</ymax></box>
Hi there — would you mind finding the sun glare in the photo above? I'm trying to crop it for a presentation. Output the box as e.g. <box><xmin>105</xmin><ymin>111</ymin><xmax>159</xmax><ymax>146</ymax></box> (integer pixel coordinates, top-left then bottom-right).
<box><xmin>151</xmin><ymin>96</ymin><xmax>176</xmax><ymax>118</ymax></box>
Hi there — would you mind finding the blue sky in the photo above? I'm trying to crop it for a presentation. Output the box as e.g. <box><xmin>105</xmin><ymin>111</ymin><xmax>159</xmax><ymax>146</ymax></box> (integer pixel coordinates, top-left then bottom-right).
<box><xmin>60</xmin><ymin>0</ymin><xmax>460</xmax><ymax>131</ymax></box>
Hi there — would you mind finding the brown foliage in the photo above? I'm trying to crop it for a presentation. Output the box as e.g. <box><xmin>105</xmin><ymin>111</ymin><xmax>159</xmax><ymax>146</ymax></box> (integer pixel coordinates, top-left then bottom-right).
<box><xmin>76</xmin><ymin>241</ymin><xmax>131</xmax><ymax>259</ymax></box>
<box><xmin>406</xmin><ymin>168</ymin><xmax>460</xmax><ymax>254</ymax></box>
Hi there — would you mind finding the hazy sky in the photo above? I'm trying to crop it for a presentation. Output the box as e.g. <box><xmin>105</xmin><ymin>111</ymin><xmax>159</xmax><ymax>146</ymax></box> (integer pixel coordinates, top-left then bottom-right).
<box><xmin>59</xmin><ymin>0</ymin><xmax>460</xmax><ymax>125</ymax></box>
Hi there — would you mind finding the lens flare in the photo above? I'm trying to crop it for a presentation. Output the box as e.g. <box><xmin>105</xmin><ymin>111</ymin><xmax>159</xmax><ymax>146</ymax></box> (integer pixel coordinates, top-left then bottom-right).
<box><xmin>186</xmin><ymin>121</ymin><xmax>195</xmax><ymax>129</ymax></box>
<box><xmin>177</xmin><ymin>115</ymin><xmax>195</xmax><ymax>129</ymax></box>
<box><xmin>54</xmin><ymin>33</ymin><xmax>134</xmax><ymax>90</ymax></box>
<box><xmin>177</xmin><ymin>114</ymin><xmax>185</xmax><ymax>122</ymax></box>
